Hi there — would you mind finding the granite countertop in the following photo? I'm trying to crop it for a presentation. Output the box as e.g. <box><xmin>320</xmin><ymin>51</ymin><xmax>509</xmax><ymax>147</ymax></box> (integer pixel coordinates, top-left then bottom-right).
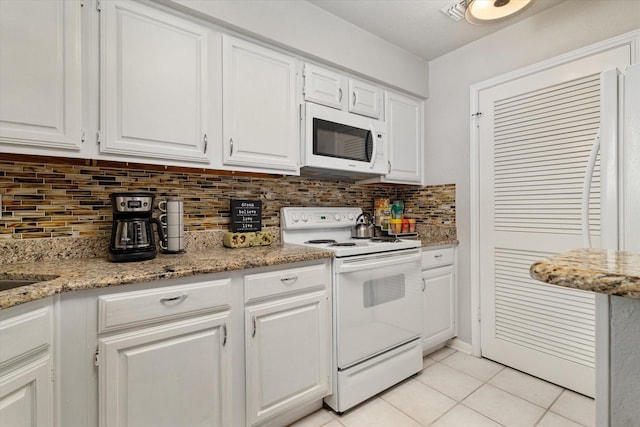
<box><xmin>530</xmin><ymin>248</ymin><xmax>640</xmax><ymax>300</ymax></box>
<box><xmin>0</xmin><ymin>244</ymin><xmax>333</xmax><ymax>310</ymax></box>
<box><xmin>421</xmin><ymin>240</ymin><xmax>458</xmax><ymax>249</ymax></box>
<box><xmin>1</xmin><ymin>235</ymin><xmax>459</xmax><ymax>310</ymax></box>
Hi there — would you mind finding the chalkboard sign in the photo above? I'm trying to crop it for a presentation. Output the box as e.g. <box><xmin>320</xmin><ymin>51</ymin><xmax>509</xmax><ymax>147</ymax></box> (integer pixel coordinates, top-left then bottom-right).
<box><xmin>230</xmin><ymin>199</ymin><xmax>262</xmax><ymax>232</ymax></box>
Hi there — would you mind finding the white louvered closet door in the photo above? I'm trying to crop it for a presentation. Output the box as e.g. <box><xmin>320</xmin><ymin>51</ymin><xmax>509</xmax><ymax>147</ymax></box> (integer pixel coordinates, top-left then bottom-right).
<box><xmin>478</xmin><ymin>46</ymin><xmax>630</xmax><ymax>397</ymax></box>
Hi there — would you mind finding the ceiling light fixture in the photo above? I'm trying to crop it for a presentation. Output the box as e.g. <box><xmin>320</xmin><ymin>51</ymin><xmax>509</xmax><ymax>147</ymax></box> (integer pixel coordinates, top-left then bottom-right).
<box><xmin>465</xmin><ymin>0</ymin><xmax>537</xmax><ymax>25</ymax></box>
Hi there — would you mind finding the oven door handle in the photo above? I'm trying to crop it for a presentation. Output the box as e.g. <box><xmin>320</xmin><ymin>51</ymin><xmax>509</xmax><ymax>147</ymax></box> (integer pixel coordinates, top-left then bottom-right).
<box><xmin>337</xmin><ymin>252</ymin><xmax>421</xmax><ymax>273</ymax></box>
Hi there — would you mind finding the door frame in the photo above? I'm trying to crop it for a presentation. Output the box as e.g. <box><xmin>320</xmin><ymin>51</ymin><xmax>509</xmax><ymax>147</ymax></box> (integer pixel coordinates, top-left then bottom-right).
<box><xmin>468</xmin><ymin>30</ymin><xmax>640</xmax><ymax>357</ymax></box>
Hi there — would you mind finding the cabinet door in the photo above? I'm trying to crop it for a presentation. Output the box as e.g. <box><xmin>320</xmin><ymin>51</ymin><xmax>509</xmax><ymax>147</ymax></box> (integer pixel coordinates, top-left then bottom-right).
<box><xmin>0</xmin><ymin>0</ymin><xmax>82</xmax><ymax>152</ymax></box>
<box><xmin>384</xmin><ymin>92</ymin><xmax>423</xmax><ymax>184</ymax></box>
<box><xmin>223</xmin><ymin>36</ymin><xmax>298</xmax><ymax>172</ymax></box>
<box><xmin>348</xmin><ymin>79</ymin><xmax>382</xmax><ymax>119</ymax></box>
<box><xmin>422</xmin><ymin>265</ymin><xmax>456</xmax><ymax>351</ymax></box>
<box><xmin>100</xmin><ymin>1</ymin><xmax>210</xmax><ymax>163</ymax></box>
<box><xmin>303</xmin><ymin>64</ymin><xmax>346</xmax><ymax>110</ymax></box>
<box><xmin>98</xmin><ymin>312</ymin><xmax>230</xmax><ymax>427</ymax></box>
<box><xmin>246</xmin><ymin>292</ymin><xmax>330</xmax><ymax>426</ymax></box>
<box><xmin>0</xmin><ymin>356</ymin><xmax>53</xmax><ymax>427</ymax></box>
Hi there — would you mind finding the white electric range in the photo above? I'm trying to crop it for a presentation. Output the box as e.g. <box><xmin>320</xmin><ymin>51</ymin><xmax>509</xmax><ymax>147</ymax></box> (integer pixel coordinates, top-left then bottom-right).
<box><xmin>281</xmin><ymin>207</ymin><xmax>423</xmax><ymax>413</ymax></box>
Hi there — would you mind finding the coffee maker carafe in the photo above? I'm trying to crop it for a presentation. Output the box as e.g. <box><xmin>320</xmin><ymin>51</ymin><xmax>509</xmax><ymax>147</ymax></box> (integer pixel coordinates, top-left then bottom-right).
<box><xmin>109</xmin><ymin>193</ymin><xmax>165</xmax><ymax>262</ymax></box>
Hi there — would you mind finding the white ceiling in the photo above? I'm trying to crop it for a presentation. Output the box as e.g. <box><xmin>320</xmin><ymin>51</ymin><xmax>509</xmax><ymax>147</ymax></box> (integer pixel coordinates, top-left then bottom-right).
<box><xmin>307</xmin><ymin>0</ymin><xmax>568</xmax><ymax>61</ymax></box>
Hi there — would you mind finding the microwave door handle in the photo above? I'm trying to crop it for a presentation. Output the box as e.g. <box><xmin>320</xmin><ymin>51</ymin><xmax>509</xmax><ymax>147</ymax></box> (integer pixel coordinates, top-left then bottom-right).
<box><xmin>368</xmin><ymin>127</ymin><xmax>377</xmax><ymax>169</ymax></box>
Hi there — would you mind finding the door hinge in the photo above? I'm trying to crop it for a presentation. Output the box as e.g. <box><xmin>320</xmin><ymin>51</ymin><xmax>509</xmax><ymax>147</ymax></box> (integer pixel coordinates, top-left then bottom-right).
<box><xmin>81</xmin><ymin>129</ymin><xmax>86</xmax><ymax>144</ymax></box>
<box><xmin>96</xmin><ymin>130</ymin><xmax>102</xmax><ymax>145</ymax></box>
<box><xmin>94</xmin><ymin>347</ymin><xmax>100</xmax><ymax>367</ymax></box>
<box><xmin>96</xmin><ymin>0</ymin><xmax>101</xmax><ymax>12</ymax></box>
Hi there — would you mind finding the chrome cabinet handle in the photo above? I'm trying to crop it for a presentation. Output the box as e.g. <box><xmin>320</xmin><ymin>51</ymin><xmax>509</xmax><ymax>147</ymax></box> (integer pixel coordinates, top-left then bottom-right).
<box><xmin>230</xmin><ymin>138</ymin><xmax>234</xmax><ymax>156</ymax></box>
<box><xmin>353</xmin><ymin>92</ymin><xmax>357</xmax><ymax>106</ymax></box>
<box><xmin>387</xmin><ymin>161</ymin><xmax>391</xmax><ymax>174</ymax></box>
<box><xmin>422</xmin><ymin>278</ymin><xmax>426</xmax><ymax>292</ymax></box>
<box><xmin>160</xmin><ymin>294</ymin><xmax>188</xmax><ymax>304</ymax></box>
<box><xmin>280</xmin><ymin>276</ymin><xmax>298</xmax><ymax>284</ymax></box>
<box><xmin>252</xmin><ymin>317</ymin><xmax>257</xmax><ymax>338</ymax></box>
<box><xmin>203</xmin><ymin>134</ymin><xmax>208</xmax><ymax>153</ymax></box>
<box><xmin>222</xmin><ymin>323</ymin><xmax>227</xmax><ymax>347</ymax></box>
<box><xmin>338</xmin><ymin>88</ymin><xmax>343</xmax><ymax>103</ymax></box>
<box><xmin>434</xmin><ymin>254</ymin><xmax>443</xmax><ymax>258</ymax></box>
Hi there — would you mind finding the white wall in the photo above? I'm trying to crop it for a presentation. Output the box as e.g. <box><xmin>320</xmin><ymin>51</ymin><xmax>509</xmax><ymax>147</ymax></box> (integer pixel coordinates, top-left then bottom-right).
<box><xmin>159</xmin><ymin>0</ymin><xmax>429</xmax><ymax>97</ymax></box>
<box><xmin>425</xmin><ymin>0</ymin><xmax>640</xmax><ymax>345</ymax></box>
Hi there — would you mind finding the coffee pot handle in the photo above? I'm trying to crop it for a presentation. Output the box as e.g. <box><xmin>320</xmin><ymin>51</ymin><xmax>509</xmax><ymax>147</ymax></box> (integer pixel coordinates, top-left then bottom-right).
<box><xmin>152</xmin><ymin>218</ymin><xmax>167</xmax><ymax>250</ymax></box>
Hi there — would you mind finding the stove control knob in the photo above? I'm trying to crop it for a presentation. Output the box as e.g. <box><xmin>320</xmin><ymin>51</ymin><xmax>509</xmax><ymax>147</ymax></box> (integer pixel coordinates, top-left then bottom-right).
<box><xmin>334</xmin><ymin>213</ymin><xmax>341</xmax><ymax>221</ymax></box>
<box><xmin>301</xmin><ymin>214</ymin><xmax>309</xmax><ymax>222</ymax></box>
<box><xmin>291</xmin><ymin>213</ymin><xmax>299</xmax><ymax>222</ymax></box>
<box><xmin>347</xmin><ymin>213</ymin><xmax>354</xmax><ymax>221</ymax></box>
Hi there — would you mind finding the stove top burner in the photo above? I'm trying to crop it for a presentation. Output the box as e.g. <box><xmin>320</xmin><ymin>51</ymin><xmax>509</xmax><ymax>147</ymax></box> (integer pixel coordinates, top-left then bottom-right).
<box><xmin>370</xmin><ymin>237</ymin><xmax>400</xmax><ymax>243</ymax></box>
<box><xmin>306</xmin><ymin>239</ymin><xmax>337</xmax><ymax>244</ymax></box>
<box><xmin>331</xmin><ymin>243</ymin><xmax>357</xmax><ymax>247</ymax></box>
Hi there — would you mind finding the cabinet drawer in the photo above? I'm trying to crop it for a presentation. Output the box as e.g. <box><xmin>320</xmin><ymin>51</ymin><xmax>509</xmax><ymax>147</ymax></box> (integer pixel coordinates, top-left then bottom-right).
<box><xmin>421</xmin><ymin>247</ymin><xmax>454</xmax><ymax>270</ymax></box>
<box><xmin>245</xmin><ymin>263</ymin><xmax>329</xmax><ymax>303</ymax></box>
<box><xmin>98</xmin><ymin>279</ymin><xmax>231</xmax><ymax>333</ymax></box>
<box><xmin>0</xmin><ymin>305</ymin><xmax>51</xmax><ymax>366</ymax></box>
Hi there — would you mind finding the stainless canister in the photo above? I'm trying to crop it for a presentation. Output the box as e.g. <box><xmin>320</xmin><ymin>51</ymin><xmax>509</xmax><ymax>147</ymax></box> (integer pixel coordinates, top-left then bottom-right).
<box><xmin>158</xmin><ymin>198</ymin><xmax>184</xmax><ymax>253</ymax></box>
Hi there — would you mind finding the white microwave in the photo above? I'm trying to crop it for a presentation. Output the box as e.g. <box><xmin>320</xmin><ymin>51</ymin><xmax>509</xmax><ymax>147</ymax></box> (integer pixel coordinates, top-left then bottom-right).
<box><xmin>301</xmin><ymin>103</ymin><xmax>386</xmax><ymax>177</ymax></box>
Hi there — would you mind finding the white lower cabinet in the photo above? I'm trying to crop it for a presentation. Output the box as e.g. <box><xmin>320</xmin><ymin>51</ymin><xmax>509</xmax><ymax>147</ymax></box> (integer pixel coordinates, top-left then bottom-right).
<box><xmin>246</xmin><ymin>293</ymin><xmax>330</xmax><ymax>426</ymax></box>
<box><xmin>244</xmin><ymin>262</ymin><xmax>331</xmax><ymax>426</ymax></box>
<box><xmin>96</xmin><ymin>279</ymin><xmax>232</xmax><ymax>427</ymax></box>
<box><xmin>0</xmin><ymin>356</ymin><xmax>54</xmax><ymax>427</ymax></box>
<box><xmin>421</xmin><ymin>248</ymin><xmax>457</xmax><ymax>352</ymax></box>
<box><xmin>50</xmin><ymin>260</ymin><xmax>331</xmax><ymax>427</ymax></box>
<box><xmin>98</xmin><ymin>312</ymin><xmax>230</xmax><ymax>427</ymax></box>
<box><xmin>0</xmin><ymin>298</ymin><xmax>54</xmax><ymax>427</ymax></box>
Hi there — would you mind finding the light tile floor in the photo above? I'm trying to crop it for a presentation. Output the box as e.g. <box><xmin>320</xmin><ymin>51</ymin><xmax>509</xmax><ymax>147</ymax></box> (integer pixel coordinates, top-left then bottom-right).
<box><xmin>289</xmin><ymin>348</ymin><xmax>595</xmax><ymax>427</ymax></box>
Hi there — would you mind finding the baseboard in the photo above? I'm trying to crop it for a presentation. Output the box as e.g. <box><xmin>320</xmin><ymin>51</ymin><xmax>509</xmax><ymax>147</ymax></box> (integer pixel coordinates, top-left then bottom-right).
<box><xmin>447</xmin><ymin>338</ymin><xmax>472</xmax><ymax>354</ymax></box>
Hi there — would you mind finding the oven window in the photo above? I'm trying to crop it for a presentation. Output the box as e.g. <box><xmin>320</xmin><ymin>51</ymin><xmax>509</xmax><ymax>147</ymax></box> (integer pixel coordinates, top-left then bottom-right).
<box><xmin>313</xmin><ymin>118</ymin><xmax>373</xmax><ymax>162</ymax></box>
<box><xmin>363</xmin><ymin>274</ymin><xmax>405</xmax><ymax>308</ymax></box>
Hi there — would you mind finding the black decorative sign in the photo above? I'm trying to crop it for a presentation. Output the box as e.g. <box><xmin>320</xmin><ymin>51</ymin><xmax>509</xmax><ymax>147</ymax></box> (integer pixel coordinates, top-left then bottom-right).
<box><xmin>230</xmin><ymin>199</ymin><xmax>262</xmax><ymax>232</ymax></box>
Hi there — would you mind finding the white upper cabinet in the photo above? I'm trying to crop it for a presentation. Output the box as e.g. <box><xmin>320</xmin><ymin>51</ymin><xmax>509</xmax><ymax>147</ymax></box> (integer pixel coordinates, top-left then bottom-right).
<box><xmin>383</xmin><ymin>91</ymin><xmax>423</xmax><ymax>183</ymax></box>
<box><xmin>348</xmin><ymin>79</ymin><xmax>383</xmax><ymax>119</ymax></box>
<box><xmin>0</xmin><ymin>0</ymin><xmax>82</xmax><ymax>153</ymax></box>
<box><xmin>303</xmin><ymin>64</ymin><xmax>346</xmax><ymax>110</ymax></box>
<box><xmin>222</xmin><ymin>36</ymin><xmax>299</xmax><ymax>173</ymax></box>
<box><xmin>303</xmin><ymin>63</ymin><xmax>383</xmax><ymax>119</ymax></box>
<box><xmin>100</xmin><ymin>1</ymin><xmax>212</xmax><ymax>163</ymax></box>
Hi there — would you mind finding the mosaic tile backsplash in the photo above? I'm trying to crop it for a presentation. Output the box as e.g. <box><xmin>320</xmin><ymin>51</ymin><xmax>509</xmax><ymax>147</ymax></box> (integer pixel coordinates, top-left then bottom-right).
<box><xmin>0</xmin><ymin>156</ymin><xmax>455</xmax><ymax>241</ymax></box>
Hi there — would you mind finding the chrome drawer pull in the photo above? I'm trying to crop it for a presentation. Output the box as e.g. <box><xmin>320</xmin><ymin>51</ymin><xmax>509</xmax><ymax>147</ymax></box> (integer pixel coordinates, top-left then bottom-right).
<box><xmin>280</xmin><ymin>276</ymin><xmax>298</xmax><ymax>284</ymax></box>
<box><xmin>434</xmin><ymin>254</ymin><xmax>443</xmax><ymax>258</ymax></box>
<box><xmin>160</xmin><ymin>294</ymin><xmax>188</xmax><ymax>304</ymax></box>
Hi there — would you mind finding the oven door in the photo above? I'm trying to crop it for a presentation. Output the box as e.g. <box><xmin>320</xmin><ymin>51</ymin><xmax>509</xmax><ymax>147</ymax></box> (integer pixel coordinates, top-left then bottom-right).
<box><xmin>334</xmin><ymin>249</ymin><xmax>422</xmax><ymax>369</ymax></box>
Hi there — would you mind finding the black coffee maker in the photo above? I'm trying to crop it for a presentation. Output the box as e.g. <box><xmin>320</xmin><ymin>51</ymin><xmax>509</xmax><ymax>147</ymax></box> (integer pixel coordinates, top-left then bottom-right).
<box><xmin>109</xmin><ymin>193</ymin><xmax>165</xmax><ymax>262</ymax></box>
